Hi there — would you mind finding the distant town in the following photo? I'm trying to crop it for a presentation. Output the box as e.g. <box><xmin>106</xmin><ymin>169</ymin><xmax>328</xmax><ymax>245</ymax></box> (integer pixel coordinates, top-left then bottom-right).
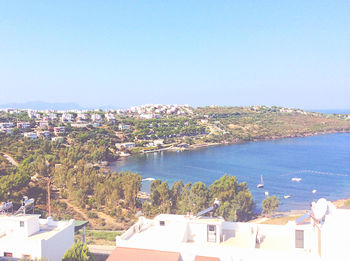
<box><xmin>1</xmin><ymin>104</ymin><xmax>349</xmax><ymax>162</ymax></box>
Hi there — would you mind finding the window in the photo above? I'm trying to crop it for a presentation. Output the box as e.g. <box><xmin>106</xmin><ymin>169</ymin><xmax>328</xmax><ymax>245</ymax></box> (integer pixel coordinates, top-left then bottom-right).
<box><xmin>207</xmin><ymin>225</ymin><xmax>216</xmax><ymax>242</ymax></box>
<box><xmin>208</xmin><ymin>225</ymin><xmax>216</xmax><ymax>232</ymax></box>
<box><xmin>20</xmin><ymin>221</ymin><xmax>24</xmax><ymax>227</ymax></box>
<box><xmin>4</xmin><ymin>252</ymin><xmax>13</xmax><ymax>257</ymax></box>
<box><xmin>295</xmin><ymin>230</ymin><xmax>304</xmax><ymax>248</ymax></box>
<box><xmin>159</xmin><ymin>221</ymin><xmax>165</xmax><ymax>226</ymax></box>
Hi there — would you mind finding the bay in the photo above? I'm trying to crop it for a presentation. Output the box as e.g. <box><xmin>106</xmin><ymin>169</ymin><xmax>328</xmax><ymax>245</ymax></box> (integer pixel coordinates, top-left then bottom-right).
<box><xmin>111</xmin><ymin>133</ymin><xmax>350</xmax><ymax>211</ymax></box>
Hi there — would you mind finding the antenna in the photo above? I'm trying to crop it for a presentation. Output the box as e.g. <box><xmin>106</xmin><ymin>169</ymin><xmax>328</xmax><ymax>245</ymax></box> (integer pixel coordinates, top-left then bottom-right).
<box><xmin>15</xmin><ymin>196</ymin><xmax>35</xmax><ymax>215</ymax></box>
<box><xmin>0</xmin><ymin>202</ymin><xmax>13</xmax><ymax>214</ymax></box>
<box><xmin>313</xmin><ymin>198</ymin><xmax>328</xmax><ymax>220</ymax></box>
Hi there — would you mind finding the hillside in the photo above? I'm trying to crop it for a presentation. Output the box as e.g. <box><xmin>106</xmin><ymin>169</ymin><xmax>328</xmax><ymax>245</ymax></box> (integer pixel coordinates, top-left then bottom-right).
<box><xmin>0</xmin><ymin>105</ymin><xmax>349</xmax><ymax>230</ymax></box>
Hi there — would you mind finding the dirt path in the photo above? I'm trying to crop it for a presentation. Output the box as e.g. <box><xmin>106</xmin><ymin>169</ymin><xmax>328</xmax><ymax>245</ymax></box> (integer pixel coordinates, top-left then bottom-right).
<box><xmin>1</xmin><ymin>152</ymin><xmax>19</xmax><ymax>167</ymax></box>
<box><xmin>61</xmin><ymin>199</ymin><xmax>89</xmax><ymax>220</ymax></box>
<box><xmin>61</xmin><ymin>199</ymin><xmax>124</xmax><ymax>229</ymax></box>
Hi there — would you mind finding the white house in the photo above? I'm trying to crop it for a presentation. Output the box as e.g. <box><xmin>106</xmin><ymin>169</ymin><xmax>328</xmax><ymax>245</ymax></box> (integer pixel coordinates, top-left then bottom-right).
<box><xmin>37</xmin><ymin>121</ymin><xmax>49</xmax><ymax>129</ymax></box>
<box><xmin>0</xmin><ymin>122</ymin><xmax>14</xmax><ymax>129</ymax></box>
<box><xmin>37</xmin><ymin>131</ymin><xmax>51</xmax><ymax>139</ymax></box>
<box><xmin>61</xmin><ymin>113</ymin><xmax>74</xmax><ymax>123</ymax></box>
<box><xmin>115</xmin><ymin>142</ymin><xmax>136</xmax><ymax>149</ymax></box>
<box><xmin>105</xmin><ymin>113</ymin><xmax>116</xmax><ymax>122</ymax></box>
<box><xmin>24</xmin><ymin>132</ymin><xmax>38</xmax><ymax>139</ymax></box>
<box><xmin>91</xmin><ymin>114</ymin><xmax>102</xmax><ymax>122</ymax></box>
<box><xmin>76</xmin><ymin>113</ymin><xmax>89</xmax><ymax>122</ymax></box>
<box><xmin>118</xmin><ymin>124</ymin><xmax>131</xmax><ymax>130</ymax></box>
<box><xmin>0</xmin><ymin>215</ymin><xmax>74</xmax><ymax>261</ymax></box>
<box><xmin>54</xmin><ymin>126</ymin><xmax>65</xmax><ymax>135</ymax></box>
<box><xmin>17</xmin><ymin>122</ymin><xmax>31</xmax><ymax>129</ymax></box>
<box><xmin>111</xmin><ymin>199</ymin><xmax>350</xmax><ymax>261</ymax></box>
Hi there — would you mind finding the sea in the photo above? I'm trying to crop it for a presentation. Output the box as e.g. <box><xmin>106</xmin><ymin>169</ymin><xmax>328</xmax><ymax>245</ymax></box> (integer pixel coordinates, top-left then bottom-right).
<box><xmin>111</xmin><ymin>132</ymin><xmax>350</xmax><ymax>212</ymax></box>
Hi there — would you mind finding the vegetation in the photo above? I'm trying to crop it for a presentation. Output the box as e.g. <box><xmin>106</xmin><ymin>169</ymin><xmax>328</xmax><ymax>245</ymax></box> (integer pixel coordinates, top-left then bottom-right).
<box><xmin>262</xmin><ymin>196</ymin><xmax>280</xmax><ymax>215</ymax></box>
<box><xmin>146</xmin><ymin>175</ymin><xmax>254</xmax><ymax>222</ymax></box>
<box><xmin>0</xmin><ymin>106</ymin><xmax>349</xmax><ymax>229</ymax></box>
<box><xmin>75</xmin><ymin>230</ymin><xmax>122</xmax><ymax>246</ymax></box>
<box><xmin>62</xmin><ymin>240</ymin><xmax>94</xmax><ymax>261</ymax></box>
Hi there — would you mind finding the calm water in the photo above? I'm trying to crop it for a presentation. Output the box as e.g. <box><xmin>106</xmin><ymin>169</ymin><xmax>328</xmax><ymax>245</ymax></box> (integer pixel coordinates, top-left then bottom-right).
<box><xmin>111</xmin><ymin>133</ymin><xmax>350</xmax><ymax>211</ymax></box>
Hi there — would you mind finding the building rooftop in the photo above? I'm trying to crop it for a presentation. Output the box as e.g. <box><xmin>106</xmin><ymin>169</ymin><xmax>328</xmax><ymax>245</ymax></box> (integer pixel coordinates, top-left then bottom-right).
<box><xmin>107</xmin><ymin>247</ymin><xmax>182</xmax><ymax>261</ymax></box>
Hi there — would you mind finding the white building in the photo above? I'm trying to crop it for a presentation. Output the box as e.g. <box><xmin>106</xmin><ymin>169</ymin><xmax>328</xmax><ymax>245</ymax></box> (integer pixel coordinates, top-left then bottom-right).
<box><xmin>115</xmin><ymin>142</ymin><xmax>136</xmax><ymax>149</ymax></box>
<box><xmin>105</xmin><ymin>113</ymin><xmax>116</xmax><ymax>122</ymax></box>
<box><xmin>112</xmin><ymin>199</ymin><xmax>350</xmax><ymax>261</ymax></box>
<box><xmin>37</xmin><ymin>121</ymin><xmax>49</xmax><ymax>129</ymax></box>
<box><xmin>24</xmin><ymin>132</ymin><xmax>38</xmax><ymax>139</ymax></box>
<box><xmin>0</xmin><ymin>215</ymin><xmax>74</xmax><ymax>261</ymax></box>
<box><xmin>91</xmin><ymin>114</ymin><xmax>102</xmax><ymax>122</ymax></box>
<box><xmin>54</xmin><ymin>126</ymin><xmax>65</xmax><ymax>135</ymax></box>
<box><xmin>0</xmin><ymin>122</ymin><xmax>14</xmax><ymax>129</ymax></box>
<box><xmin>118</xmin><ymin>124</ymin><xmax>131</xmax><ymax>130</ymax></box>
<box><xmin>17</xmin><ymin>122</ymin><xmax>31</xmax><ymax>129</ymax></box>
<box><xmin>1</xmin><ymin>128</ymin><xmax>13</xmax><ymax>135</ymax></box>
<box><xmin>76</xmin><ymin>113</ymin><xmax>89</xmax><ymax>122</ymax></box>
<box><xmin>37</xmin><ymin>131</ymin><xmax>51</xmax><ymax>139</ymax></box>
<box><xmin>61</xmin><ymin>113</ymin><xmax>74</xmax><ymax>123</ymax></box>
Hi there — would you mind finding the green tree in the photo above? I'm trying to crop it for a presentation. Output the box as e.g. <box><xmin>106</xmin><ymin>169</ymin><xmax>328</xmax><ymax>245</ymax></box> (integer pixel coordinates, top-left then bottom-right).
<box><xmin>262</xmin><ymin>195</ymin><xmax>279</xmax><ymax>215</ymax></box>
<box><xmin>188</xmin><ymin>182</ymin><xmax>208</xmax><ymax>214</ymax></box>
<box><xmin>62</xmin><ymin>240</ymin><xmax>94</xmax><ymax>261</ymax></box>
<box><xmin>170</xmin><ymin>180</ymin><xmax>183</xmax><ymax>213</ymax></box>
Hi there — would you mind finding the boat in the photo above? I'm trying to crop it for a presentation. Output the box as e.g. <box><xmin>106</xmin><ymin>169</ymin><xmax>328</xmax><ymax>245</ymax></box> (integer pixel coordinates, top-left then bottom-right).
<box><xmin>265</xmin><ymin>191</ymin><xmax>269</xmax><ymax>196</ymax></box>
<box><xmin>291</xmin><ymin>177</ymin><xmax>302</xmax><ymax>182</ymax></box>
<box><xmin>312</xmin><ymin>189</ymin><xmax>317</xmax><ymax>194</ymax></box>
<box><xmin>257</xmin><ymin>175</ymin><xmax>264</xmax><ymax>188</ymax></box>
<box><xmin>284</xmin><ymin>195</ymin><xmax>291</xmax><ymax>199</ymax></box>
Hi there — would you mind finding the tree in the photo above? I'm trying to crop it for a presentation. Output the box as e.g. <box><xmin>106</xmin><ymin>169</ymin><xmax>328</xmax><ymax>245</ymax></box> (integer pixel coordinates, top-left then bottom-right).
<box><xmin>262</xmin><ymin>196</ymin><xmax>279</xmax><ymax>215</ymax></box>
<box><xmin>170</xmin><ymin>180</ymin><xmax>183</xmax><ymax>213</ymax></box>
<box><xmin>209</xmin><ymin>174</ymin><xmax>254</xmax><ymax>221</ymax></box>
<box><xmin>188</xmin><ymin>182</ymin><xmax>208</xmax><ymax>214</ymax></box>
<box><xmin>176</xmin><ymin>182</ymin><xmax>192</xmax><ymax>214</ymax></box>
<box><xmin>150</xmin><ymin>180</ymin><xmax>171</xmax><ymax>213</ymax></box>
<box><xmin>62</xmin><ymin>240</ymin><xmax>94</xmax><ymax>261</ymax></box>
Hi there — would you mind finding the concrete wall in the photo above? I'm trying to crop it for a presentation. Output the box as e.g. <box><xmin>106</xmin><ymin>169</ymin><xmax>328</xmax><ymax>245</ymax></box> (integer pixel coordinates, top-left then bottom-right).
<box><xmin>0</xmin><ymin>239</ymin><xmax>41</xmax><ymax>259</ymax></box>
<box><xmin>321</xmin><ymin>210</ymin><xmax>350</xmax><ymax>260</ymax></box>
<box><xmin>41</xmin><ymin>220</ymin><xmax>75</xmax><ymax>261</ymax></box>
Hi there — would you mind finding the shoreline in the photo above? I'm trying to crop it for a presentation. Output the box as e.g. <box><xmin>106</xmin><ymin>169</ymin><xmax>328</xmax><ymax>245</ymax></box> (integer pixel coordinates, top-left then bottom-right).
<box><xmin>250</xmin><ymin>197</ymin><xmax>350</xmax><ymax>224</ymax></box>
<box><xmin>112</xmin><ymin>129</ymin><xmax>350</xmax><ymax>161</ymax></box>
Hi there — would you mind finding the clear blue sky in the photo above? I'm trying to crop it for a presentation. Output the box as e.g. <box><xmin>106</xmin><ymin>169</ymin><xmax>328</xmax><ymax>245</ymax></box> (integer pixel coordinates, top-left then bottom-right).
<box><xmin>0</xmin><ymin>1</ymin><xmax>349</xmax><ymax>109</ymax></box>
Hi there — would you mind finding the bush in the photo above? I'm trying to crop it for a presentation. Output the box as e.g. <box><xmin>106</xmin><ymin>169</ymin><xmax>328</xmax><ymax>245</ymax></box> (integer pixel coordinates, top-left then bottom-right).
<box><xmin>87</xmin><ymin>211</ymin><xmax>98</xmax><ymax>219</ymax></box>
<box><xmin>62</xmin><ymin>240</ymin><xmax>94</xmax><ymax>261</ymax></box>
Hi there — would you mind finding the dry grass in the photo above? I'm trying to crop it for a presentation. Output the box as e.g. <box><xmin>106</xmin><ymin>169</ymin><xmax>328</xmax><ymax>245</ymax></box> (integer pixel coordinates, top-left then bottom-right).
<box><xmin>261</xmin><ymin>215</ymin><xmax>302</xmax><ymax>225</ymax></box>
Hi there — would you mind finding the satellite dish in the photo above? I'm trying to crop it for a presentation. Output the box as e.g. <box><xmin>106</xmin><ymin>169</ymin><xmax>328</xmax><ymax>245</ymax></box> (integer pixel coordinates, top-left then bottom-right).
<box><xmin>313</xmin><ymin>198</ymin><xmax>328</xmax><ymax>220</ymax></box>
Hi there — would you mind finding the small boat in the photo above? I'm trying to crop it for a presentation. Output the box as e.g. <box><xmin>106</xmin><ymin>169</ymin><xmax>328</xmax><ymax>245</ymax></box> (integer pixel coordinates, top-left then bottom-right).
<box><xmin>291</xmin><ymin>177</ymin><xmax>302</xmax><ymax>182</ymax></box>
<box><xmin>257</xmin><ymin>175</ymin><xmax>264</xmax><ymax>188</ymax></box>
<box><xmin>312</xmin><ymin>189</ymin><xmax>317</xmax><ymax>194</ymax></box>
<box><xmin>265</xmin><ymin>191</ymin><xmax>269</xmax><ymax>196</ymax></box>
<box><xmin>284</xmin><ymin>195</ymin><xmax>291</xmax><ymax>199</ymax></box>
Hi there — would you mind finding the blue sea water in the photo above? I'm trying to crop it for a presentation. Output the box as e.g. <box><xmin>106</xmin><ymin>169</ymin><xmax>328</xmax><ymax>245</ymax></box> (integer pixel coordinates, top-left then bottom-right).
<box><xmin>111</xmin><ymin>133</ymin><xmax>350</xmax><ymax>211</ymax></box>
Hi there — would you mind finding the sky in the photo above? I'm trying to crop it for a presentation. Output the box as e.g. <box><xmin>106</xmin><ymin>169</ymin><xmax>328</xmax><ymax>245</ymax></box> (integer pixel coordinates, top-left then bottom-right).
<box><xmin>0</xmin><ymin>1</ymin><xmax>349</xmax><ymax>109</ymax></box>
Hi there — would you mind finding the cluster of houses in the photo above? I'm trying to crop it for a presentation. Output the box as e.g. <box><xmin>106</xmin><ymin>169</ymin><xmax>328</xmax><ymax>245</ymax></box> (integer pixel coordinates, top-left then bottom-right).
<box><xmin>128</xmin><ymin>104</ymin><xmax>193</xmax><ymax>118</ymax></box>
<box><xmin>0</xmin><ymin>120</ymin><xmax>66</xmax><ymax>142</ymax></box>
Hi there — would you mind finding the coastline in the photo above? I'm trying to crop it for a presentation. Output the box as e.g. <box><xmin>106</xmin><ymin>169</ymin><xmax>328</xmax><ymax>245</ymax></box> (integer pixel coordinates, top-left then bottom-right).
<box><xmin>113</xmin><ymin>129</ymin><xmax>350</xmax><ymax>161</ymax></box>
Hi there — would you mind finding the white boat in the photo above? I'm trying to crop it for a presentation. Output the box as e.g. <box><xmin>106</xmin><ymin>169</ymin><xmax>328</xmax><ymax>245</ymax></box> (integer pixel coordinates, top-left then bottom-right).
<box><xmin>312</xmin><ymin>189</ymin><xmax>317</xmax><ymax>194</ymax></box>
<box><xmin>257</xmin><ymin>175</ymin><xmax>264</xmax><ymax>188</ymax></box>
<box><xmin>291</xmin><ymin>177</ymin><xmax>302</xmax><ymax>182</ymax></box>
<box><xmin>284</xmin><ymin>195</ymin><xmax>291</xmax><ymax>199</ymax></box>
<box><xmin>265</xmin><ymin>191</ymin><xmax>269</xmax><ymax>196</ymax></box>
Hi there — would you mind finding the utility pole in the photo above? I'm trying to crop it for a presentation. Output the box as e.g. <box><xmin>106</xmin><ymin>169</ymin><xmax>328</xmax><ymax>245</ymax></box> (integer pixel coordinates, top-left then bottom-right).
<box><xmin>47</xmin><ymin>177</ymin><xmax>51</xmax><ymax>217</ymax></box>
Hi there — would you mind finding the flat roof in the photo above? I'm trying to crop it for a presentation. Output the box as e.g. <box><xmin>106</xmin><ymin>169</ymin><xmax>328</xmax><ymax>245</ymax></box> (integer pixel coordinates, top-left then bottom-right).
<box><xmin>107</xmin><ymin>247</ymin><xmax>182</xmax><ymax>261</ymax></box>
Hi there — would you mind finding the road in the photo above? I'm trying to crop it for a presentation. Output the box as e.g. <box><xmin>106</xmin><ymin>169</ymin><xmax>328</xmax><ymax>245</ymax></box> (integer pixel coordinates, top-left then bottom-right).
<box><xmin>1</xmin><ymin>152</ymin><xmax>19</xmax><ymax>167</ymax></box>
